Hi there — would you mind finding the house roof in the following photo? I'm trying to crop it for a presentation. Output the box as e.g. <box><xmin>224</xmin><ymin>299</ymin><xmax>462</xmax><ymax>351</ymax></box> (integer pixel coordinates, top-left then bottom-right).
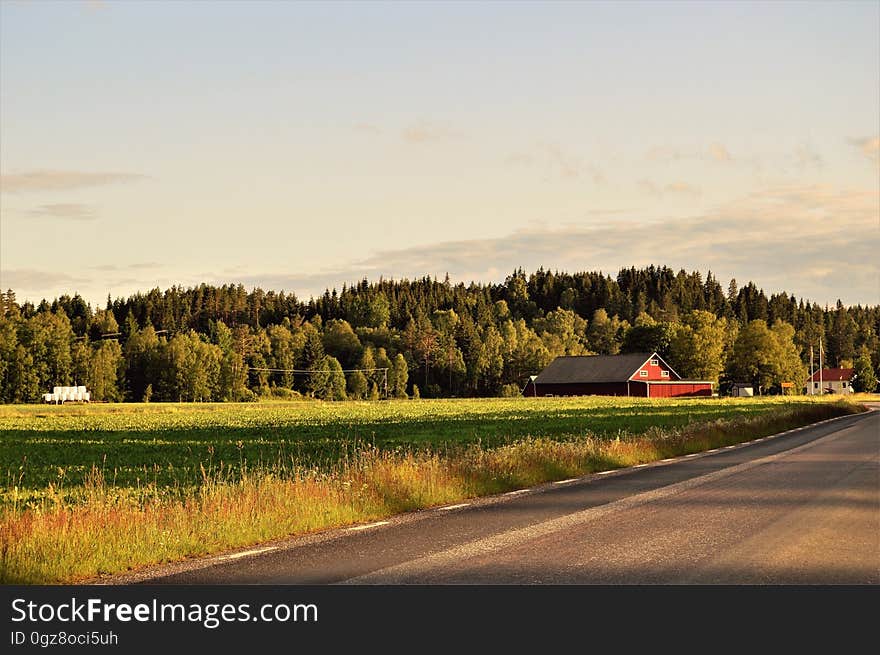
<box><xmin>808</xmin><ymin>368</ymin><xmax>854</xmax><ymax>382</ymax></box>
<box><xmin>534</xmin><ymin>352</ymin><xmax>671</xmax><ymax>384</ymax></box>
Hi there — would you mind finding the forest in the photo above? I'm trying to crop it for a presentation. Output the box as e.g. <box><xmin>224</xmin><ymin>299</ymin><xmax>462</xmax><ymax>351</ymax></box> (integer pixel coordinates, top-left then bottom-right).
<box><xmin>0</xmin><ymin>266</ymin><xmax>878</xmax><ymax>403</ymax></box>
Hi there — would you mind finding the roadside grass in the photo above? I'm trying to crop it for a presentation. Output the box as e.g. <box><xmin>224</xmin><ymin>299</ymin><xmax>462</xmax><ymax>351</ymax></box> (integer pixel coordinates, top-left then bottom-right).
<box><xmin>0</xmin><ymin>398</ymin><xmax>862</xmax><ymax>584</ymax></box>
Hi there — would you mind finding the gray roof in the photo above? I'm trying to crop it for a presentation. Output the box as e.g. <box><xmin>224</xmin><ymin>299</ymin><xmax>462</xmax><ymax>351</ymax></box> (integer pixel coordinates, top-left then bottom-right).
<box><xmin>534</xmin><ymin>353</ymin><xmax>660</xmax><ymax>384</ymax></box>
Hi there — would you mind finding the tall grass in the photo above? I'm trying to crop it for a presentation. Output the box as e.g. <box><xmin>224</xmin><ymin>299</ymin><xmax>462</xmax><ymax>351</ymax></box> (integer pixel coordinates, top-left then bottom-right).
<box><xmin>0</xmin><ymin>399</ymin><xmax>862</xmax><ymax>584</ymax></box>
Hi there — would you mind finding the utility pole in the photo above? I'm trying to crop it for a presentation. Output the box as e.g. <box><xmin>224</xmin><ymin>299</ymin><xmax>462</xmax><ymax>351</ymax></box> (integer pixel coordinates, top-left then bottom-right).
<box><xmin>809</xmin><ymin>345</ymin><xmax>814</xmax><ymax>395</ymax></box>
<box><xmin>819</xmin><ymin>338</ymin><xmax>824</xmax><ymax>395</ymax></box>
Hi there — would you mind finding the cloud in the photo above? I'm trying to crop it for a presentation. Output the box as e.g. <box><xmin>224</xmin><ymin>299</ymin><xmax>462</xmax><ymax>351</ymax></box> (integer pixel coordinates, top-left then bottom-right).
<box><xmin>0</xmin><ymin>170</ymin><xmax>147</xmax><ymax>193</ymax></box>
<box><xmin>0</xmin><ymin>269</ymin><xmax>90</xmax><ymax>295</ymax></box>
<box><xmin>24</xmin><ymin>203</ymin><xmax>97</xmax><ymax>220</ymax></box>
<box><xmin>708</xmin><ymin>143</ymin><xmax>732</xmax><ymax>162</ymax></box>
<box><xmin>352</xmin><ymin>123</ymin><xmax>383</xmax><ymax>135</ymax></box>
<box><xmin>401</xmin><ymin>121</ymin><xmax>462</xmax><ymax>143</ymax></box>
<box><xmin>646</xmin><ymin>146</ymin><xmax>684</xmax><ymax>162</ymax></box>
<box><xmin>225</xmin><ymin>183</ymin><xmax>878</xmax><ymax>307</ymax></box>
<box><xmin>849</xmin><ymin>136</ymin><xmax>880</xmax><ymax>164</ymax></box>
<box><xmin>7</xmin><ymin>185</ymin><xmax>876</xmax><ymax>309</ymax></box>
<box><xmin>507</xmin><ymin>144</ymin><xmax>603</xmax><ymax>184</ymax></box>
<box><xmin>637</xmin><ymin>179</ymin><xmax>660</xmax><ymax>196</ymax></box>
<box><xmin>90</xmin><ymin>262</ymin><xmax>159</xmax><ymax>272</ymax></box>
<box><xmin>638</xmin><ymin>179</ymin><xmax>701</xmax><ymax>197</ymax></box>
<box><xmin>793</xmin><ymin>143</ymin><xmax>823</xmax><ymax>170</ymax></box>
<box><xmin>664</xmin><ymin>182</ymin><xmax>701</xmax><ymax>196</ymax></box>
<box><xmin>648</xmin><ymin>143</ymin><xmax>733</xmax><ymax>164</ymax></box>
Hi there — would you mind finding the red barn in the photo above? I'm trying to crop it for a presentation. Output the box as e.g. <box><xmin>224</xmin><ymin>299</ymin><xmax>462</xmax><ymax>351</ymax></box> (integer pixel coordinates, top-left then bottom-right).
<box><xmin>522</xmin><ymin>352</ymin><xmax>713</xmax><ymax>398</ymax></box>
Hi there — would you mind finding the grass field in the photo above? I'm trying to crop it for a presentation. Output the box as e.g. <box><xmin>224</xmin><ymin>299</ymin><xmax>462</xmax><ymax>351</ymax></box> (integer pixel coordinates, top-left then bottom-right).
<box><xmin>0</xmin><ymin>396</ymin><xmax>865</xmax><ymax>583</ymax></box>
<box><xmin>0</xmin><ymin>396</ymin><xmax>853</xmax><ymax>499</ymax></box>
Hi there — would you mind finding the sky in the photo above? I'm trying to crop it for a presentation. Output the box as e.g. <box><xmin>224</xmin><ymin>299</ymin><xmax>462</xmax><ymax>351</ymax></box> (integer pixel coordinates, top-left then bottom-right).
<box><xmin>1</xmin><ymin>0</ymin><xmax>878</xmax><ymax>309</ymax></box>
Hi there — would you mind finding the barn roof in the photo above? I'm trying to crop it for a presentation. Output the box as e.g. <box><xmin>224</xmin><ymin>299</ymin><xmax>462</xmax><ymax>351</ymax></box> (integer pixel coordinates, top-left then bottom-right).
<box><xmin>808</xmin><ymin>368</ymin><xmax>854</xmax><ymax>382</ymax></box>
<box><xmin>534</xmin><ymin>353</ymin><xmax>662</xmax><ymax>384</ymax></box>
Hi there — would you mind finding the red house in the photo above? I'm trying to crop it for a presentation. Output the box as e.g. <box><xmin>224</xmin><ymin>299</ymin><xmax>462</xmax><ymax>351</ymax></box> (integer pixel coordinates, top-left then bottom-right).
<box><xmin>522</xmin><ymin>352</ymin><xmax>713</xmax><ymax>398</ymax></box>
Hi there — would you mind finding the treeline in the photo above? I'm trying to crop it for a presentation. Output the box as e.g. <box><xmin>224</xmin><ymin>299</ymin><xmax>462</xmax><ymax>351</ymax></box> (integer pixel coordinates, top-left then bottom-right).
<box><xmin>0</xmin><ymin>266</ymin><xmax>878</xmax><ymax>403</ymax></box>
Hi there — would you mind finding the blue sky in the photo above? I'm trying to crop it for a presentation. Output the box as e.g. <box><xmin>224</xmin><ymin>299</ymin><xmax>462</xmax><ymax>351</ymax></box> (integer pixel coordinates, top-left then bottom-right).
<box><xmin>1</xmin><ymin>0</ymin><xmax>877</xmax><ymax>307</ymax></box>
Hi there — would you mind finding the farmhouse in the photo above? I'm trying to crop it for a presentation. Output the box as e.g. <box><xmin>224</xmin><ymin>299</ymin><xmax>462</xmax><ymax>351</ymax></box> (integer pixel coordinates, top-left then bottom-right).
<box><xmin>522</xmin><ymin>352</ymin><xmax>713</xmax><ymax>398</ymax></box>
<box><xmin>808</xmin><ymin>367</ymin><xmax>854</xmax><ymax>394</ymax></box>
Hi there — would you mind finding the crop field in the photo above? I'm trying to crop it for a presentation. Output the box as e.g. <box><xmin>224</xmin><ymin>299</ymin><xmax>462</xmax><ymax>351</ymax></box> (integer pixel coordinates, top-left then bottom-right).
<box><xmin>0</xmin><ymin>395</ymin><xmax>857</xmax><ymax>500</ymax></box>
<box><xmin>0</xmin><ymin>396</ymin><xmax>864</xmax><ymax>583</ymax></box>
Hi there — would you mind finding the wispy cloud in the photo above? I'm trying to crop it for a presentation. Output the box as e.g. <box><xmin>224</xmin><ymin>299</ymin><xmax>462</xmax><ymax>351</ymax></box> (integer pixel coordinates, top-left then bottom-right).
<box><xmin>8</xmin><ymin>185</ymin><xmax>876</xmax><ymax>309</ymax></box>
<box><xmin>638</xmin><ymin>179</ymin><xmax>701</xmax><ymax>197</ymax></box>
<box><xmin>24</xmin><ymin>203</ymin><xmax>97</xmax><ymax>220</ymax></box>
<box><xmin>507</xmin><ymin>144</ymin><xmax>603</xmax><ymax>183</ymax></box>
<box><xmin>708</xmin><ymin>142</ymin><xmax>732</xmax><ymax>162</ymax></box>
<box><xmin>0</xmin><ymin>269</ymin><xmax>90</xmax><ymax>295</ymax></box>
<box><xmin>90</xmin><ymin>262</ymin><xmax>159</xmax><ymax>272</ymax></box>
<box><xmin>645</xmin><ymin>141</ymin><xmax>733</xmax><ymax>163</ymax></box>
<box><xmin>401</xmin><ymin>121</ymin><xmax>462</xmax><ymax>143</ymax></box>
<box><xmin>849</xmin><ymin>136</ymin><xmax>880</xmax><ymax>164</ymax></box>
<box><xmin>647</xmin><ymin>143</ymin><xmax>734</xmax><ymax>164</ymax></box>
<box><xmin>0</xmin><ymin>170</ymin><xmax>147</xmax><ymax>193</ymax></box>
<box><xmin>664</xmin><ymin>182</ymin><xmax>701</xmax><ymax>196</ymax></box>
<box><xmin>225</xmin><ymin>183</ymin><xmax>877</xmax><ymax>307</ymax></box>
<box><xmin>793</xmin><ymin>143</ymin><xmax>823</xmax><ymax>170</ymax></box>
<box><xmin>352</xmin><ymin>122</ymin><xmax>383</xmax><ymax>135</ymax></box>
<box><xmin>646</xmin><ymin>146</ymin><xmax>684</xmax><ymax>162</ymax></box>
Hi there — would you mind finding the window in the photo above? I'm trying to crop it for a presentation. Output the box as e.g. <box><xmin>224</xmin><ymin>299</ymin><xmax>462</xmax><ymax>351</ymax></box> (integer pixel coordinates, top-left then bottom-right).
<box><xmin>814</xmin><ymin>382</ymin><xmax>819</xmax><ymax>389</ymax></box>
<box><xmin>639</xmin><ymin>370</ymin><xmax>648</xmax><ymax>378</ymax></box>
<box><xmin>842</xmin><ymin>381</ymin><xmax>847</xmax><ymax>388</ymax></box>
<box><xmin>650</xmin><ymin>359</ymin><xmax>659</xmax><ymax>366</ymax></box>
<box><xmin>661</xmin><ymin>370</ymin><xmax>669</xmax><ymax>378</ymax></box>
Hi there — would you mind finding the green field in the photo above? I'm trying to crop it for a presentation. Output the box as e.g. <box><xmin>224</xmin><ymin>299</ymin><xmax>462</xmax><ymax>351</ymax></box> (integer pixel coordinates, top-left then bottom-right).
<box><xmin>0</xmin><ymin>396</ymin><xmax>855</xmax><ymax>498</ymax></box>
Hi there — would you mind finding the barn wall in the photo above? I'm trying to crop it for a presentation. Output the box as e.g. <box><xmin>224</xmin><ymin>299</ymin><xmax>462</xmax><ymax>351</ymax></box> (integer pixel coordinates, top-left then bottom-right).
<box><xmin>648</xmin><ymin>383</ymin><xmax>712</xmax><ymax>398</ymax></box>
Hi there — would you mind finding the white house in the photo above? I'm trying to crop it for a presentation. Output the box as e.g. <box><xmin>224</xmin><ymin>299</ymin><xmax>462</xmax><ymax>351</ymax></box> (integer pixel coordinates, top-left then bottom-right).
<box><xmin>808</xmin><ymin>368</ymin><xmax>854</xmax><ymax>394</ymax></box>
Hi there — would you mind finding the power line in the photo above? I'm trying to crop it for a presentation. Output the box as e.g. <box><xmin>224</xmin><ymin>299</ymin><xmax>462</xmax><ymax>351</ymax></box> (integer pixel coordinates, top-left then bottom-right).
<box><xmin>246</xmin><ymin>367</ymin><xmax>388</xmax><ymax>374</ymax></box>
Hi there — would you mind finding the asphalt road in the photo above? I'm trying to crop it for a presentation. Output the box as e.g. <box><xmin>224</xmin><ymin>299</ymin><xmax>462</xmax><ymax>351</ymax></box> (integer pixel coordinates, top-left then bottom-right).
<box><xmin>132</xmin><ymin>409</ymin><xmax>879</xmax><ymax>585</ymax></box>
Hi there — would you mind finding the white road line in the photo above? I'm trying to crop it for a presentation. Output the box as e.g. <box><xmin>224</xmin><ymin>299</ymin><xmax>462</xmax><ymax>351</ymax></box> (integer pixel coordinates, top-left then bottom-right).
<box><xmin>554</xmin><ymin>478</ymin><xmax>579</xmax><ymax>485</ymax></box>
<box><xmin>217</xmin><ymin>547</ymin><xmax>277</xmax><ymax>561</ymax></box>
<box><xmin>660</xmin><ymin>458</ymin><xmax>676</xmax><ymax>463</ymax></box>
<box><xmin>706</xmin><ymin>449</ymin><xmax>719</xmax><ymax>453</ymax></box>
<box><xmin>633</xmin><ymin>464</ymin><xmax>649</xmax><ymax>468</ymax></box>
<box><xmin>504</xmin><ymin>489</ymin><xmax>528</xmax><ymax>496</ymax></box>
<box><xmin>684</xmin><ymin>453</ymin><xmax>699</xmax><ymax>458</ymax></box>
<box><xmin>347</xmin><ymin>521</ymin><xmax>390</xmax><ymax>532</ymax></box>
<box><xmin>436</xmin><ymin>503</ymin><xmax>470</xmax><ymax>511</ymax></box>
<box><xmin>596</xmin><ymin>470</ymin><xmax>615</xmax><ymax>475</ymax></box>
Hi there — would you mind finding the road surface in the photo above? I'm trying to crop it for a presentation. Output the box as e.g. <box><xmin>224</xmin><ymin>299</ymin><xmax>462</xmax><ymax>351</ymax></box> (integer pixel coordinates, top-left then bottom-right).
<box><xmin>130</xmin><ymin>409</ymin><xmax>879</xmax><ymax>584</ymax></box>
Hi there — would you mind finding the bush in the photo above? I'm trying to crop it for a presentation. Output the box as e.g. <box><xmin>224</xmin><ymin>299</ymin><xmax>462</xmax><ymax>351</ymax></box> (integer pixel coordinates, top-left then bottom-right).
<box><xmin>499</xmin><ymin>383</ymin><xmax>522</xmax><ymax>398</ymax></box>
<box><xmin>425</xmin><ymin>384</ymin><xmax>442</xmax><ymax>398</ymax></box>
<box><xmin>261</xmin><ymin>387</ymin><xmax>301</xmax><ymax>401</ymax></box>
